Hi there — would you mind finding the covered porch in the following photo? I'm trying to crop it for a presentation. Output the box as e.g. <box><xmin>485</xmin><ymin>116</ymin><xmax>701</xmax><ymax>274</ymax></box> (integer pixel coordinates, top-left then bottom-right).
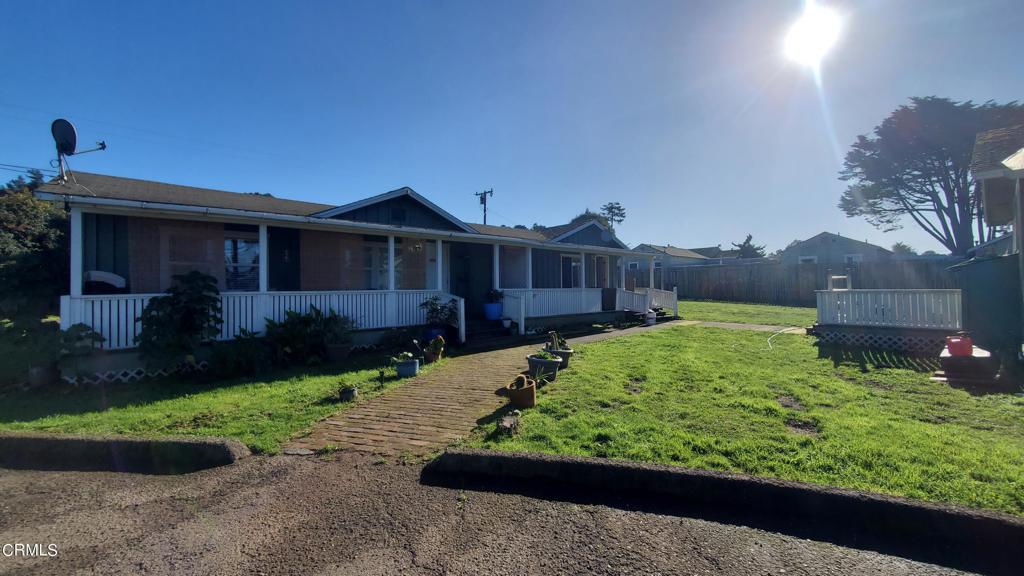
<box><xmin>61</xmin><ymin>208</ymin><xmax>675</xmax><ymax>350</ymax></box>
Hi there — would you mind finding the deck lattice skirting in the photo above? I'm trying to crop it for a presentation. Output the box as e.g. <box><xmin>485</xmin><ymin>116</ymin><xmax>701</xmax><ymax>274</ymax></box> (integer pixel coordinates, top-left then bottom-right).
<box><xmin>812</xmin><ymin>289</ymin><xmax>962</xmax><ymax>353</ymax></box>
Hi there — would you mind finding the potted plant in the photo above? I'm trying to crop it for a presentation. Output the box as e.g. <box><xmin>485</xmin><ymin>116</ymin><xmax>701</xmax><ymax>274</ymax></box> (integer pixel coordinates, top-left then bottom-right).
<box><xmin>527</xmin><ymin>348</ymin><xmax>562</xmax><ymax>382</ymax></box>
<box><xmin>501</xmin><ymin>317</ymin><xmax>512</xmax><ymax>330</ymax></box>
<box><xmin>424</xmin><ymin>335</ymin><xmax>445</xmax><ymax>364</ymax></box>
<box><xmin>320</xmin><ymin>308</ymin><xmax>356</xmax><ymax>363</ymax></box>
<box><xmin>339</xmin><ymin>382</ymin><xmax>358</xmax><ymax>402</ymax></box>
<box><xmin>484</xmin><ymin>289</ymin><xmax>503</xmax><ymax>321</ymax></box>
<box><xmin>419</xmin><ymin>296</ymin><xmax>458</xmax><ymax>342</ymax></box>
<box><xmin>544</xmin><ymin>331</ymin><xmax>574</xmax><ymax>369</ymax></box>
<box><xmin>393</xmin><ymin>351</ymin><xmax>419</xmax><ymax>378</ymax></box>
<box><xmin>506</xmin><ymin>374</ymin><xmax>536</xmax><ymax>408</ymax></box>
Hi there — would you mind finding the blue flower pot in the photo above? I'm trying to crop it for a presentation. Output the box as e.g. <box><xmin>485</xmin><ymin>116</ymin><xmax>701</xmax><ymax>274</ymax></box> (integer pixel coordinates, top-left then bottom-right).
<box><xmin>396</xmin><ymin>359</ymin><xmax>419</xmax><ymax>378</ymax></box>
<box><xmin>484</xmin><ymin>302</ymin><xmax>503</xmax><ymax>321</ymax></box>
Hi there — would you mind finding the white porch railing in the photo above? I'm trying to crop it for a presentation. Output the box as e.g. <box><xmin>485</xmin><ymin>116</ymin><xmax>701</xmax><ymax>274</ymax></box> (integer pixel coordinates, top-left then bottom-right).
<box><xmin>502</xmin><ymin>288</ymin><xmax>604</xmax><ymax>317</ymax></box>
<box><xmin>815</xmin><ymin>289</ymin><xmax>962</xmax><ymax>330</ymax></box>
<box><xmin>633</xmin><ymin>287</ymin><xmax>678</xmax><ymax>315</ymax></box>
<box><xmin>60</xmin><ymin>290</ymin><xmax>467</xmax><ymax>350</ymax></box>
<box><xmin>501</xmin><ymin>291</ymin><xmax>527</xmax><ymax>336</ymax></box>
<box><xmin>618</xmin><ymin>289</ymin><xmax>648</xmax><ymax>312</ymax></box>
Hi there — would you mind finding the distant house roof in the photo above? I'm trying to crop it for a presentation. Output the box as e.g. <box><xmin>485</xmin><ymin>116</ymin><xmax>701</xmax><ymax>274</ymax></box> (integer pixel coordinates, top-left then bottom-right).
<box><xmin>467</xmin><ymin>223</ymin><xmax>548</xmax><ymax>241</ymax></box>
<box><xmin>782</xmin><ymin>232</ymin><xmax>892</xmax><ymax>254</ymax></box>
<box><xmin>971</xmin><ymin>125</ymin><xmax>1024</xmax><ymax>178</ymax></box>
<box><xmin>36</xmin><ymin>171</ymin><xmax>333</xmax><ymax>216</ymax></box>
<box><xmin>689</xmin><ymin>245</ymin><xmax>739</xmax><ymax>259</ymax></box>
<box><xmin>634</xmin><ymin>244</ymin><xmax>708</xmax><ymax>259</ymax></box>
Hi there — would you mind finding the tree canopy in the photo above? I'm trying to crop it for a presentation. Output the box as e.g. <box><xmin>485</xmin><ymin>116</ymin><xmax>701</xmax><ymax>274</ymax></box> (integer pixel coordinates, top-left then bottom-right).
<box><xmin>599</xmin><ymin>202</ymin><xmax>626</xmax><ymax>228</ymax></box>
<box><xmin>890</xmin><ymin>242</ymin><xmax>917</xmax><ymax>255</ymax></box>
<box><xmin>839</xmin><ymin>97</ymin><xmax>1024</xmax><ymax>255</ymax></box>
<box><xmin>731</xmin><ymin>234</ymin><xmax>766</xmax><ymax>258</ymax></box>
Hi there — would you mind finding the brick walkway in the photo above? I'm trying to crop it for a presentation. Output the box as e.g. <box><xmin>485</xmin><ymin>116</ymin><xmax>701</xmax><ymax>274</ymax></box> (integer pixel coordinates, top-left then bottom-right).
<box><xmin>285</xmin><ymin>318</ymin><xmax>798</xmax><ymax>455</ymax></box>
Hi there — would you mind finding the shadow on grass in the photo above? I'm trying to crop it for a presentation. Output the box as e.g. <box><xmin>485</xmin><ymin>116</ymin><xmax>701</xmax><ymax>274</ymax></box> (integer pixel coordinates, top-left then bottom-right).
<box><xmin>0</xmin><ymin>351</ymin><xmax>395</xmax><ymax>424</ymax></box>
<box><xmin>815</xmin><ymin>344</ymin><xmax>940</xmax><ymax>373</ymax></box>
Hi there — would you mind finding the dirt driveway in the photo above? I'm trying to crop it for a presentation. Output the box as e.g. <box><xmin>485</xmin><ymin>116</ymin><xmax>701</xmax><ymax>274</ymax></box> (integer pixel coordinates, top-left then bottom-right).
<box><xmin>0</xmin><ymin>453</ymin><xmax>970</xmax><ymax>575</ymax></box>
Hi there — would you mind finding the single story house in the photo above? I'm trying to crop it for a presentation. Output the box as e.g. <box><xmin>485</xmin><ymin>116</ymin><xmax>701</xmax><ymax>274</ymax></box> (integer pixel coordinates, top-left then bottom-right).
<box><xmin>630</xmin><ymin>244</ymin><xmax>708</xmax><ymax>288</ymax></box>
<box><xmin>965</xmin><ymin>125</ymin><xmax>1024</xmax><ymax>357</ymax></box>
<box><xmin>777</xmin><ymin>232</ymin><xmax>892</xmax><ymax>266</ymax></box>
<box><xmin>37</xmin><ymin>172</ymin><xmax>677</xmax><ymax>349</ymax></box>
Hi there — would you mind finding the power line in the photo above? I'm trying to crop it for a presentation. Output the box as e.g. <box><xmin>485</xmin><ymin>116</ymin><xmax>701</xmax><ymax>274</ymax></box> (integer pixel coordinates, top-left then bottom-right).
<box><xmin>0</xmin><ymin>162</ymin><xmax>56</xmax><ymax>174</ymax></box>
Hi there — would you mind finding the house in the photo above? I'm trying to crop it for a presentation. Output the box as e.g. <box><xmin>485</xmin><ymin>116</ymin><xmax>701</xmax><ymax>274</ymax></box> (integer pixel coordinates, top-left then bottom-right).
<box><xmin>777</xmin><ymin>232</ymin><xmax>891</xmax><ymax>266</ymax></box>
<box><xmin>964</xmin><ymin>125</ymin><xmax>1024</xmax><ymax>357</ymax></box>
<box><xmin>630</xmin><ymin>244</ymin><xmax>708</xmax><ymax>288</ymax></box>
<box><xmin>690</xmin><ymin>245</ymin><xmax>740</xmax><ymax>260</ymax></box>
<box><xmin>36</xmin><ymin>172</ymin><xmax>677</xmax><ymax>349</ymax></box>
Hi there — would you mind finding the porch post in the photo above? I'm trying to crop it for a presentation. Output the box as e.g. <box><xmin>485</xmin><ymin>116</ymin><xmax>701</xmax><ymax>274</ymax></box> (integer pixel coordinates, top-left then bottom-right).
<box><xmin>387</xmin><ymin>235</ymin><xmax>396</xmax><ymax>291</ymax></box>
<box><xmin>69</xmin><ymin>206</ymin><xmax>83</xmax><ymax>297</ymax></box>
<box><xmin>526</xmin><ymin>247</ymin><xmax>533</xmax><ymax>289</ymax></box>
<box><xmin>648</xmin><ymin>255</ymin><xmax>655</xmax><ymax>290</ymax></box>
<box><xmin>435</xmin><ymin>239</ymin><xmax>443</xmax><ymax>291</ymax></box>
<box><xmin>579</xmin><ymin>251</ymin><xmax>586</xmax><ymax>289</ymax></box>
<box><xmin>493</xmin><ymin>243</ymin><xmax>500</xmax><ymax>290</ymax></box>
<box><xmin>258</xmin><ymin>224</ymin><xmax>269</xmax><ymax>292</ymax></box>
<box><xmin>619</xmin><ymin>256</ymin><xmax>625</xmax><ymax>289</ymax></box>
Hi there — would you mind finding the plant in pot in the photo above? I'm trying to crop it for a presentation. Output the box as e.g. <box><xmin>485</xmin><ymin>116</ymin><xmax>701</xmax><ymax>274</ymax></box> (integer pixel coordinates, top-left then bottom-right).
<box><xmin>392</xmin><ymin>351</ymin><xmax>419</xmax><ymax>378</ymax></box>
<box><xmin>526</xmin><ymin>348</ymin><xmax>562</xmax><ymax>382</ymax></box>
<box><xmin>424</xmin><ymin>335</ymin><xmax>445</xmax><ymax>364</ymax></box>
<box><xmin>316</xmin><ymin>307</ymin><xmax>356</xmax><ymax>363</ymax></box>
<box><xmin>339</xmin><ymin>382</ymin><xmax>358</xmax><ymax>402</ymax></box>
<box><xmin>501</xmin><ymin>317</ymin><xmax>512</xmax><ymax>330</ymax></box>
<box><xmin>419</xmin><ymin>296</ymin><xmax>458</xmax><ymax>343</ymax></box>
<box><xmin>544</xmin><ymin>331</ymin><xmax>574</xmax><ymax>369</ymax></box>
<box><xmin>506</xmin><ymin>374</ymin><xmax>536</xmax><ymax>409</ymax></box>
<box><xmin>484</xmin><ymin>289</ymin><xmax>503</xmax><ymax>321</ymax></box>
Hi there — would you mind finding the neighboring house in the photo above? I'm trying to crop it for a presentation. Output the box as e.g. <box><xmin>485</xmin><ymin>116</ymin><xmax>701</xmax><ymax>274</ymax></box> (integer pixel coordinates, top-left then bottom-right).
<box><xmin>965</xmin><ymin>125</ymin><xmax>1024</xmax><ymax>356</ymax></box>
<box><xmin>690</xmin><ymin>245</ymin><xmax>740</xmax><ymax>260</ymax></box>
<box><xmin>630</xmin><ymin>244</ymin><xmax>708</xmax><ymax>288</ymax></box>
<box><xmin>777</xmin><ymin>232</ymin><xmax>892</xmax><ymax>266</ymax></box>
<box><xmin>36</xmin><ymin>172</ymin><xmax>675</xmax><ymax>349</ymax></box>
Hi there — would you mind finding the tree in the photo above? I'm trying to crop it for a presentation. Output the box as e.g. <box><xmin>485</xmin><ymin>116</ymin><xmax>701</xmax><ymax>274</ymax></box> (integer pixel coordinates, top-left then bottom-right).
<box><xmin>0</xmin><ymin>170</ymin><xmax>67</xmax><ymax>317</ymax></box>
<box><xmin>890</xmin><ymin>242</ymin><xmax>917</xmax><ymax>255</ymax></box>
<box><xmin>839</xmin><ymin>97</ymin><xmax>1024</xmax><ymax>256</ymax></box>
<box><xmin>732</xmin><ymin>234</ymin><xmax>766</xmax><ymax>258</ymax></box>
<box><xmin>568</xmin><ymin>209</ymin><xmax>610</xmax><ymax>228</ymax></box>
<box><xmin>599</xmin><ymin>202</ymin><xmax>626</xmax><ymax>228</ymax></box>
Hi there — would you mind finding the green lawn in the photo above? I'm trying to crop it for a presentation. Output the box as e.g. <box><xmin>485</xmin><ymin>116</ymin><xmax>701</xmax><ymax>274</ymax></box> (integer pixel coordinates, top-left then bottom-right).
<box><xmin>471</xmin><ymin>326</ymin><xmax>1024</xmax><ymax>516</ymax></box>
<box><xmin>680</xmin><ymin>300</ymin><xmax>816</xmax><ymax>327</ymax></box>
<box><xmin>0</xmin><ymin>352</ymin><xmax>430</xmax><ymax>454</ymax></box>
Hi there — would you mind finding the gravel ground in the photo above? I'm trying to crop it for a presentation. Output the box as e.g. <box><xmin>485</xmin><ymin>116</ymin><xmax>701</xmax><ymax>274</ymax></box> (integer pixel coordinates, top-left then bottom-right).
<box><xmin>0</xmin><ymin>453</ymin><xmax>972</xmax><ymax>576</ymax></box>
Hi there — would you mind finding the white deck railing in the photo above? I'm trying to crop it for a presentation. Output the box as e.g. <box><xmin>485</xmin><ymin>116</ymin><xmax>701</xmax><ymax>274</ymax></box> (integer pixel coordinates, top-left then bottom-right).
<box><xmin>502</xmin><ymin>288</ymin><xmax>604</xmax><ymax>317</ymax></box>
<box><xmin>815</xmin><ymin>289</ymin><xmax>962</xmax><ymax>331</ymax></box>
<box><xmin>60</xmin><ymin>290</ymin><xmax>466</xmax><ymax>350</ymax></box>
<box><xmin>632</xmin><ymin>287</ymin><xmax>678</xmax><ymax>315</ymax></box>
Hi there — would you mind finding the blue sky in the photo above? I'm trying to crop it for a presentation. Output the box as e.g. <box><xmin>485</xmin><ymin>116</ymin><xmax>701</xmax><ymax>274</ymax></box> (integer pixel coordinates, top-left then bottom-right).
<box><xmin>3</xmin><ymin>1</ymin><xmax>1022</xmax><ymax>253</ymax></box>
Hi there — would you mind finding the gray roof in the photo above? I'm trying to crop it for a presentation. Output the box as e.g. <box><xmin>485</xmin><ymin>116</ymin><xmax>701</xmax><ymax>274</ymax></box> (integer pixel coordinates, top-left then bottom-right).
<box><xmin>37</xmin><ymin>172</ymin><xmax>333</xmax><ymax>216</ymax></box>
<box><xmin>783</xmin><ymin>232</ymin><xmax>892</xmax><ymax>254</ymax></box>
<box><xmin>635</xmin><ymin>244</ymin><xmax>708</xmax><ymax>259</ymax></box>
<box><xmin>971</xmin><ymin>125</ymin><xmax>1024</xmax><ymax>176</ymax></box>
<box><xmin>467</xmin><ymin>223</ymin><xmax>548</xmax><ymax>241</ymax></box>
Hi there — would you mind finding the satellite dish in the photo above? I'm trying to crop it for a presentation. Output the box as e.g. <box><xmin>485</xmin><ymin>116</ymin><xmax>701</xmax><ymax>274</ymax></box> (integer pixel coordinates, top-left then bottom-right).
<box><xmin>51</xmin><ymin>119</ymin><xmax>77</xmax><ymax>156</ymax></box>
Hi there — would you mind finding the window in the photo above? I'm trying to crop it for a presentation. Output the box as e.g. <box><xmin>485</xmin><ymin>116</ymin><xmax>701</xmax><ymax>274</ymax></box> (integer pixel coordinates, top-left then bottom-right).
<box><xmin>560</xmin><ymin>255</ymin><xmax>581</xmax><ymax>288</ymax></box>
<box><xmin>160</xmin><ymin>226</ymin><xmax>219</xmax><ymax>290</ymax></box>
<box><xmin>798</xmin><ymin>256</ymin><xmax>817</xmax><ymax>264</ymax></box>
<box><xmin>844</xmin><ymin>253</ymin><xmax>863</xmax><ymax>264</ymax></box>
<box><xmin>628</xmin><ymin>261</ymin><xmax>639</xmax><ymax>270</ymax></box>
<box><xmin>654</xmin><ymin>261</ymin><xmax>663</xmax><ymax>269</ymax></box>
<box><xmin>395</xmin><ymin>236</ymin><xmax>434</xmax><ymax>290</ymax></box>
<box><xmin>339</xmin><ymin>234</ymin><xmax>388</xmax><ymax>290</ymax></box>
<box><xmin>224</xmin><ymin>229</ymin><xmax>260</xmax><ymax>292</ymax></box>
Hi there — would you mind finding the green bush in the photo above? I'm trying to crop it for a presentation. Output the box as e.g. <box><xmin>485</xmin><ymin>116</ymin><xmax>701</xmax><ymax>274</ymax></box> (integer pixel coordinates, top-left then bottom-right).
<box><xmin>264</xmin><ymin>306</ymin><xmax>355</xmax><ymax>366</ymax></box>
<box><xmin>135</xmin><ymin>271</ymin><xmax>223</xmax><ymax>369</ymax></box>
<box><xmin>0</xmin><ymin>318</ymin><xmax>103</xmax><ymax>388</ymax></box>
<box><xmin>209</xmin><ymin>328</ymin><xmax>267</xmax><ymax>378</ymax></box>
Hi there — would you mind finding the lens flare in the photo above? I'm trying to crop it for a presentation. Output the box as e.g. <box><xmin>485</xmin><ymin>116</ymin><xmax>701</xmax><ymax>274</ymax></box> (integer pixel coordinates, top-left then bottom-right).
<box><xmin>784</xmin><ymin>2</ymin><xmax>842</xmax><ymax>69</ymax></box>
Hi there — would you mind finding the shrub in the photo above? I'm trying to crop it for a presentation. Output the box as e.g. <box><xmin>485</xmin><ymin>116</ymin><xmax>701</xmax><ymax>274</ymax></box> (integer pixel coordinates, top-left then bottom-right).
<box><xmin>135</xmin><ymin>271</ymin><xmax>223</xmax><ymax>369</ymax></box>
<box><xmin>209</xmin><ymin>328</ymin><xmax>267</xmax><ymax>378</ymax></box>
<box><xmin>0</xmin><ymin>318</ymin><xmax>103</xmax><ymax>388</ymax></box>
<box><xmin>419</xmin><ymin>296</ymin><xmax>458</xmax><ymax>326</ymax></box>
<box><xmin>264</xmin><ymin>306</ymin><xmax>355</xmax><ymax>366</ymax></box>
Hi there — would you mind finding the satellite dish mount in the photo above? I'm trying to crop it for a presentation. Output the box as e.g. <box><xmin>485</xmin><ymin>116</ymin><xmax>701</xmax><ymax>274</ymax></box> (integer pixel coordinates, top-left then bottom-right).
<box><xmin>51</xmin><ymin>118</ymin><xmax>106</xmax><ymax>182</ymax></box>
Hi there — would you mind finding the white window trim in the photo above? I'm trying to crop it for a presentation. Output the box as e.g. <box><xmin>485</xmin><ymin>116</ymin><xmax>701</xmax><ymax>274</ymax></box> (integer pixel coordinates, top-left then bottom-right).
<box><xmin>844</xmin><ymin>253</ymin><xmax>863</xmax><ymax>263</ymax></box>
<box><xmin>627</xmin><ymin>261</ymin><xmax>640</xmax><ymax>270</ymax></box>
<box><xmin>798</xmin><ymin>256</ymin><xmax>818</xmax><ymax>264</ymax></box>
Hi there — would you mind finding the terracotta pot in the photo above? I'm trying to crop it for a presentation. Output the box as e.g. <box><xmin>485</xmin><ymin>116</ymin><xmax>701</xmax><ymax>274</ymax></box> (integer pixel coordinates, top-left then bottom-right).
<box><xmin>507</xmin><ymin>381</ymin><xmax>536</xmax><ymax>408</ymax></box>
<box><xmin>424</xmin><ymin>348</ymin><xmax>444</xmax><ymax>364</ymax></box>
<box><xmin>527</xmin><ymin>355</ymin><xmax>562</xmax><ymax>382</ymax></box>
<box><xmin>545</xmin><ymin>347</ymin><xmax>574</xmax><ymax>369</ymax></box>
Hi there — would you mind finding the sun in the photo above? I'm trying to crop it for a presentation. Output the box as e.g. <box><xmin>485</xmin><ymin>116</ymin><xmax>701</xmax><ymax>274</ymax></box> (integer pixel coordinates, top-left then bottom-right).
<box><xmin>784</xmin><ymin>2</ymin><xmax>842</xmax><ymax>69</ymax></box>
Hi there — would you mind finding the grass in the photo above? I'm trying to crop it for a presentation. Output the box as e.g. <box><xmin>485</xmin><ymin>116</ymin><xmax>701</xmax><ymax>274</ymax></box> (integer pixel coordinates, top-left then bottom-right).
<box><xmin>680</xmin><ymin>300</ymin><xmax>816</xmax><ymax>327</ymax></box>
<box><xmin>470</xmin><ymin>325</ymin><xmax>1024</xmax><ymax>516</ymax></box>
<box><xmin>0</xmin><ymin>352</ymin><xmax>434</xmax><ymax>454</ymax></box>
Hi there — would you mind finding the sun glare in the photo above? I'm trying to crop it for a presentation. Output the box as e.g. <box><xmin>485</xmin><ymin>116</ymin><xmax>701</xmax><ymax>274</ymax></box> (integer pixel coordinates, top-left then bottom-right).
<box><xmin>784</xmin><ymin>2</ymin><xmax>841</xmax><ymax>69</ymax></box>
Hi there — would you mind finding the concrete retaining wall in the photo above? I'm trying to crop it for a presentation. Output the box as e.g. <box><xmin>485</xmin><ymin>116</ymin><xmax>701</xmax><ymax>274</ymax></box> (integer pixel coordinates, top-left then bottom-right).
<box><xmin>424</xmin><ymin>449</ymin><xmax>1024</xmax><ymax>576</ymax></box>
<box><xmin>0</xmin><ymin>432</ymin><xmax>250</xmax><ymax>475</ymax></box>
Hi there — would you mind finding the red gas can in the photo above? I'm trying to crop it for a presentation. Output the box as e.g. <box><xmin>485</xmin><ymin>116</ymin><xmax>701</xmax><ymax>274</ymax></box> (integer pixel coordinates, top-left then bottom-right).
<box><xmin>946</xmin><ymin>335</ymin><xmax>974</xmax><ymax>357</ymax></box>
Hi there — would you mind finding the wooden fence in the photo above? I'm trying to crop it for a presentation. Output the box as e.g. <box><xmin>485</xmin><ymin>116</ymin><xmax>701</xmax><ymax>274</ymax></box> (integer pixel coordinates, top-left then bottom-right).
<box><xmin>660</xmin><ymin>259</ymin><xmax>962</xmax><ymax>307</ymax></box>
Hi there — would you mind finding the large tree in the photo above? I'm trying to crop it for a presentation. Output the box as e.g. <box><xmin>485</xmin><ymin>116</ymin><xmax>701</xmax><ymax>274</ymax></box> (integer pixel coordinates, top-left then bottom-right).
<box><xmin>599</xmin><ymin>202</ymin><xmax>626</xmax><ymax>229</ymax></box>
<box><xmin>839</xmin><ymin>97</ymin><xmax>1024</xmax><ymax>255</ymax></box>
<box><xmin>732</xmin><ymin>234</ymin><xmax>766</xmax><ymax>259</ymax></box>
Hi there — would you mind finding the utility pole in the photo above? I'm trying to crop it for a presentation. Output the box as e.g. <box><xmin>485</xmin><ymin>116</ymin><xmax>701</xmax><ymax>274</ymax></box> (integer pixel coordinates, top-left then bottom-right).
<box><xmin>475</xmin><ymin>189</ymin><xmax>494</xmax><ymax>224</ymax></box>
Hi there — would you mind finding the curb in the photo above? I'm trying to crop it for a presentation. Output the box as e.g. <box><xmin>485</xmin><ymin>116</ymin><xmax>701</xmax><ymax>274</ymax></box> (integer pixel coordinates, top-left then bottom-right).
<box><xmin>423</xmin><ymin>449</ymin><xmax>1024</xmax><ymax>576</ymax></box>
<box><xmin>0</xmin><ymin>432</ymin><xmax>250</xmax><ymax>475</ymax></box>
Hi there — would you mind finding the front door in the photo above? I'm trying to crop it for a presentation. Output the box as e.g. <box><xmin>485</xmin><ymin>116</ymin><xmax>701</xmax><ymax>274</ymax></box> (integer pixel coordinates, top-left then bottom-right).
<box><xmin>449</xmin><ymin>242</ymin><xmax>493</xmax><ymax>319</ymax></box>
